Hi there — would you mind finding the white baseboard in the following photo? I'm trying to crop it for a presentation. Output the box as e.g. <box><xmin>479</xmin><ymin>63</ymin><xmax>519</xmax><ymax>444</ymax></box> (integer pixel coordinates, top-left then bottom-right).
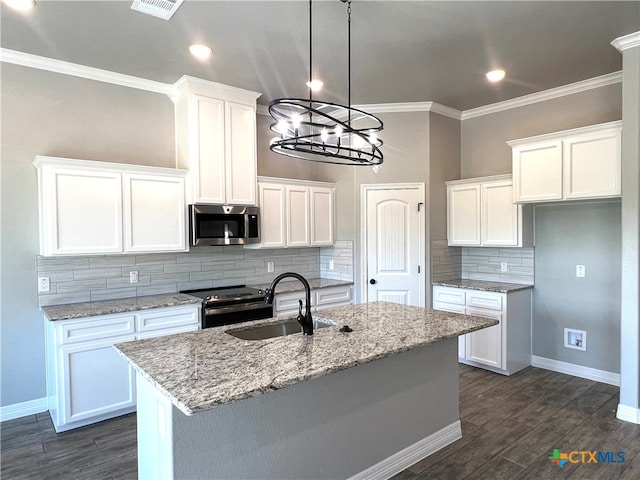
<box><xmin>348</xmin><ymin>421</ymin><xmax>462</xmax><ymax>480</ymax></box>
<box><xmin>617</xmin><ymin>404</ymin><xmax>640</xmax><ymax>424</ymax></box>
<box><xmin>0</xmin><ymin>397</ymin><xmax>48</xmax><ymax>422</ymax></box>
<box><xmin>531</xmin><ymin>355</ymin><xmax>620</xmax><ymax>386</ymax></box>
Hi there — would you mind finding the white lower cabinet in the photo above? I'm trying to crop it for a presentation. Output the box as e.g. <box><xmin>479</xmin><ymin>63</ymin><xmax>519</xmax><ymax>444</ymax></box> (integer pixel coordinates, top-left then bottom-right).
<box><xmin>45</xmin><ymin>304</ymin><xmax>199</xmax><ymax>432</ymax></box>
<box><xmin>432</xmin><ymin>285</ymin><xmax>532</xmax><ymax>375</ymax></box>
<box><xmin>273</xmin><ymin>285</ymin><xmax>352</xmax><ymax>317</ymax></box>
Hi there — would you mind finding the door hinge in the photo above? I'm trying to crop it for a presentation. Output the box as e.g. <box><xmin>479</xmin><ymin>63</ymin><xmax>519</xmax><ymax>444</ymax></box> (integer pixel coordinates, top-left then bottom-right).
<box><xmin>417</xmin><ymin>202</ymin><xmax>424</xmax><ymax>212</ymax></box>
<box><xmin>418</xmin><ymin>265</ymin><xmax>421</xmax><ymax>274</ymax></box>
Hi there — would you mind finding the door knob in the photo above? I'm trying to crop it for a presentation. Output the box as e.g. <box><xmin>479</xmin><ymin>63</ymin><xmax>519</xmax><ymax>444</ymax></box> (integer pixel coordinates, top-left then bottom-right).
<box><xmin>369</xmin><ymin>279</ymin><xmax>376</xmax><ymax>285</ymax></box>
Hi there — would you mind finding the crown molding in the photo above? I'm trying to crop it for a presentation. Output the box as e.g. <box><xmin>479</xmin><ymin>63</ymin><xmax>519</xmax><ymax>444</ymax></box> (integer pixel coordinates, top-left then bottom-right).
<box><xmin>611</xmin><ymin>31</ymin><xmax>640</xmax><ymax>52</ymax></box>
<box><xmin>461</xmin><ymin>71</ymin><xmax>622</xmax><ymax>120</ymax></box>
<box><xmin>352</xmin><ymin>102</ymin><xmax>462</xmax><ymax>120</ymax></box>
<box><xmin>0</xmin><ymin>48</ymin><xmax>172</xmax><ymax>96</ymax></box>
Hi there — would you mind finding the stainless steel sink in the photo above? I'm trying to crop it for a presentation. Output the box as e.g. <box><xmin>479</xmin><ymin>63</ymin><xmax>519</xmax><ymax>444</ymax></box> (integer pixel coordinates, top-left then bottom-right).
<box><xmin>226</xmin><ymin>317</ymin><xmax>336</xmax><ymax>340</ymax></box>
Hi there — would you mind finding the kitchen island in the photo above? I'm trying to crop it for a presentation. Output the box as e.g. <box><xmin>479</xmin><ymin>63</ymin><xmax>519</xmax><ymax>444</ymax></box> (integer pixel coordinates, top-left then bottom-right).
<box><xmin>115</xmin><ymin>301</ymin><xmax>497</xmax><ymax>480</ymax></box>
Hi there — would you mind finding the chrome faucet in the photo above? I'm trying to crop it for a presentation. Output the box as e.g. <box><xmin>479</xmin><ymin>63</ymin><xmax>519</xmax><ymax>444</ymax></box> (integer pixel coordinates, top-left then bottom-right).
<box><xmin>265</xmin><ymin>272</ymin><xmax>313</xmax><ymax>335</ymax></box>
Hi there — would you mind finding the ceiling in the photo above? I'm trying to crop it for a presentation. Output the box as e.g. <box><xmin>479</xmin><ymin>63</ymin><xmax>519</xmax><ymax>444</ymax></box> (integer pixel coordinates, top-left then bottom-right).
<box><xmin>1</xmin><ymin>1</ymin><xmax>638</xmax><ymax>111</ymax></box>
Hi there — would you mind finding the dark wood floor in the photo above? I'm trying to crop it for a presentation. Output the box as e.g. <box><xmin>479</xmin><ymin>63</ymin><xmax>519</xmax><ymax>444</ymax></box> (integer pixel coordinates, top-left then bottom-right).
<box><xmin>2</xmin><ymin>365</ymin><xmax>639</xmax><ymax>479</ymax></box>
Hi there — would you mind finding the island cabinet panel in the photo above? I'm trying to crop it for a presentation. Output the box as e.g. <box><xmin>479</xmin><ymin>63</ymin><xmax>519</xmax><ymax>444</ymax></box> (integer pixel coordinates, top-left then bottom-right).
<box><xmin>34</xmin><ymin>156</ymin><xmax>188</xmax><ymax>256</ymax></box>
<box><xmin>433</xmin><ymin>285</ymin><xmax>532</xmax><ymax>375</ymax></box>
<box><xmin>45</xmin><ymin>304</ymin><xmax>200</xmax><ymax>432</ymax></box>
<box><xmin>446</xmin><ymin>175</ymin><xmax>531</xmax><ymax>248</ymax></box>
<box><xmin>508</xmin><ymin>121</ymin><xmax>622</xmax><ymax>203</ymax></box>
<box><xmin>248</xmin><ymin>177</ymin><xmax>336</xmax><ymax>249</ymax></box>
<box><xmin>173</xmin><ymin>77</ymin><xmax>261</xmax><ymax>206</ymax></box>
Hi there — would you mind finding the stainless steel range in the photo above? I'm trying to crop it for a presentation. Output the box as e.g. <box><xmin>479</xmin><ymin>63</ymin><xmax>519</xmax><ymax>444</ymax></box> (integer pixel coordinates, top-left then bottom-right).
<box><xmin>180</xmin><ymin>285</ymin><xmax>273</xmax><ymax>329</ymax></box>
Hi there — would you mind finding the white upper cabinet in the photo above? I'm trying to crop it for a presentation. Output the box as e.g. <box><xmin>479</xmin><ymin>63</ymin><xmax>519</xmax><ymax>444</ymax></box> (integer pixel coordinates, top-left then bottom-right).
<box><xmin>508</xmin><ymin>121</ymin><xmax>621</xmax><ymax>203</ymax></box>
<box><xmin>447</xmin><ymin>175</ymin><xmax>530</xmax><ymax>247</ymax></box>
<box><xmin>123</xmin><ymin>172</ymin><xmax>187</xmax><ymax>252</ymax></box>
<box><xmin>249</xmin><ymin>177</ymin><xmax>335</xmax><ymax>249</ymax></box>
<box><xmin>34</xmin><ymin>156</ymin><xmax>188</xmax><ymax>256</ymax></box>
<box><xmin>447</xmin><ymin>183</ymin><xmax>481</xmax><ymax>245</ymax></box>
<box><xmin>173</xmin><ymin>76</ymin><xmax>261</xmax><ymax>206</ymax></box>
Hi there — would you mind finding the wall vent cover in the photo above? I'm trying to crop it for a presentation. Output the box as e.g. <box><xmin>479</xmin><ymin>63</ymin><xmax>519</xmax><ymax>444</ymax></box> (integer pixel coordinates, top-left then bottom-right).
<box><xmin>131</xmin><ymin>0</ymin><xmax>184</xmax><ymax>20</ymax></box>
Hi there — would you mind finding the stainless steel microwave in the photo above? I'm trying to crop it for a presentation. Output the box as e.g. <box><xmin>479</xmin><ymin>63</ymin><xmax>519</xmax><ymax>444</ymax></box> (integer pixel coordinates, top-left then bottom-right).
<box><xmin>189</xmin><ymin>204</ymin><xmax>260</xmax><ymax>246</ymax></box>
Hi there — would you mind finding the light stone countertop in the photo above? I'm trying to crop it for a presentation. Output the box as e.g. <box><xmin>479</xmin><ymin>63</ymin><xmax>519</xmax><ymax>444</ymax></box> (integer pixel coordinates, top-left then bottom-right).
<box><xmin>114</xmin><ymin>301</ymin><xmax>497</xmax><ymax>416</ymax></box>
<box><xmin>432</xmin><ymin>279</ymin><xmax>533</xmax><ymax>293</ymax></box>
<box><xmin>41</xmin><ymin>293</ymin><xmax>202</xmax><ymax>321</ymax></box>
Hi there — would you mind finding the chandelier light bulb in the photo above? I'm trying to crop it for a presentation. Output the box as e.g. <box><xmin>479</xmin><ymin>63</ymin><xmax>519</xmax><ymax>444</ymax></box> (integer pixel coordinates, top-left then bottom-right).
<box><xmin>291</xmin><ymin>113</ymin><xmax>302</xmax><ymax>130</ymax></box>
<box><xmin>334</xmin><ymin>125</ymin><xmax>344</xmax><ymax>138</ymax></box>
<box><xmin>277</xmin><ymin>120</ymin><xmax>289</xmax><ymax>135</ymax></box>
<box><xmin>306</xmin><ymin>79</ymin><xmax>324</xmax><ymax>92</ymax></box>
<box><xmin>368</xmin><ymin>131</ymin><xmax>378</xmax><ymax>145</ymax></box>
<box><xmin>320</xmin><ymin>128</ymin><xmax>329</xmax><ymax>143</ymax></box>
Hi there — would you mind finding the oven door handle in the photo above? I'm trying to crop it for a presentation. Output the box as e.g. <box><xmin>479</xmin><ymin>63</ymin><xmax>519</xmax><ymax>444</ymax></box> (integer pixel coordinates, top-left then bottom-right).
<box><xmin>204</xmin><ymin>302</ymin><xmax>271</xmax><ymax>316</ymax></box>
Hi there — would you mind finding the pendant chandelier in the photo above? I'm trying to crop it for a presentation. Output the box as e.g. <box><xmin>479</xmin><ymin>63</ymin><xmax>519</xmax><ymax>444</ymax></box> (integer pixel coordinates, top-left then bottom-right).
<box><xmin>268</xmin><ymin>0</ymin><xmax>384</xmax><ymax>166</ymax></box>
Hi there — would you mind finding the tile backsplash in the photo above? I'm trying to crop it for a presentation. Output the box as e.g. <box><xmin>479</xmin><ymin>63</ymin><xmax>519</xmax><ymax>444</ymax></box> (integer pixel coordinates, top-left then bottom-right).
<box><xmin>431</xmin><ymin>239</ymin><xmax>462</xmax><ymax>282</ymax></box>
<box><xmin>462</xmin><ymin>247</ymin><xmax>534</xmax><ymax>285</ymax></box>
<box><xmin>37</xmin><ymin>241</ymin><xmax>355</xmax><ymax>307</ymax></box>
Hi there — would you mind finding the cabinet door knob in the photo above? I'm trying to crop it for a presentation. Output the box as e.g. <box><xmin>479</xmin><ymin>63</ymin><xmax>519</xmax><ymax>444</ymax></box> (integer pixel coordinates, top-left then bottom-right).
<box><xmin>369</xmin><ymin>279</ymin><xmax>377</xmax><ymax>285</ymax></box>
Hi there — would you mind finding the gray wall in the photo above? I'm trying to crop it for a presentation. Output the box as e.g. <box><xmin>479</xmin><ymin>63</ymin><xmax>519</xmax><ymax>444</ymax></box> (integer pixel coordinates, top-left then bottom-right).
<box><xmin>1</xmin><ymin>64</ymin><xmax>175</xmax><ymax>406</ymax></box>
<box><xmin>461</xmin><ymin>84</ymin><xmax>622</xmax><ymax>178</ymax></box>
<box><xmin>533</xmin><ymin>202</ymin><xmax>621</xmax><ymax>373</ymax></box>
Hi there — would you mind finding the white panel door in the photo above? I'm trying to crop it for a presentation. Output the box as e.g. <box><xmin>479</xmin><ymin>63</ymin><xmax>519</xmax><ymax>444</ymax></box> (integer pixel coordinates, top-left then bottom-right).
<box><xmin>481</xmin><ymin>180</ymin><xmax>518</xmax><ymax>246</ymax></box>
<box><xmin>258</xmin><ymin>182</ymin><xmax>287</xmax><ymax>247</ymax></box>
<box><xmin>123</xmin><ymin>173</ymin><xmax>187</xmax><ymax>252</ymax></box>
<box><xmin>512</xmin><ymin>140</ymin><xmax>563</xmax><ymax>202</ymax></box>
<box><xmin>365</xmin><ymin>188</ymin><xmax>422</xmax><ymax>306</ymax></box>
<box><xmin>563</xmin><ymin>129</ymin><xmax>621</xmax><ymax>199</ymax></box>
<box><xmin>226</xmin><ymin>101</ymin><xmax>257</xmax><ymax>205</ymax></box>
<box><xmin>310</xmin><ymin>186</ymin><xmax>334</xmax><ymax>246</ymax></box>
<box><xmin>193</xmin><ymin>95</ymin><xmax>225</xmax><ymax>204</ymax></box>
<box><xmin>286</xmin><ymin>185</ymin><xmax>310</xmax><ymax>247</ymax></box>
<box><xmin>48</xmin><ymin>168</ymin><xmax>123</xmax><ymax>255</ymax></box>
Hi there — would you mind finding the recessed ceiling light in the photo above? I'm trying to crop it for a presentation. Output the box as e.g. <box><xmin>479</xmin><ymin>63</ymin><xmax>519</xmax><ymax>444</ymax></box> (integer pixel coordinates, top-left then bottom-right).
<box><xmin>189</xmin><ymin>44</ymin><xmax>212</xmax><ymax>61</ymax></box>
<box><xmin>485</xmin><ymin>69</ymin><xmax>506</xmax><ymax>83</ymax></box>
<box><xmin>305</xmin><ymin>79</ymin><xmax>324</xmax><ymax>92</ymax></box>
<box><xmin>2</xmin><ymin>0</ymin><xmax>35</xmax><ymax>12</ymax></box>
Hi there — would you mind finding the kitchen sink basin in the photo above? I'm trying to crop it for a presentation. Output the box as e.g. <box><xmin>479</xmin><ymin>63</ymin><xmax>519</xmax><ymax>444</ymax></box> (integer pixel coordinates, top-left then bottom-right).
<box><xmin>226</xmin><ymin>317</ymin><xmax>336</xmax><ymax>341</ymax></box>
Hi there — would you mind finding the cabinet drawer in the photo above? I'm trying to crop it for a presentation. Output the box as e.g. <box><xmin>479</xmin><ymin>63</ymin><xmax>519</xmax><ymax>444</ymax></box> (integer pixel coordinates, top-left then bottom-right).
<box><xmin>274</xmin><ymin>291</ymin><xmax>316</xmax><ymax>315</ymax></box>
<box><xmin>433</xmin><ymin>302</ymin><xmax>466</xmax><ymax>314</ymax></box>
<box><xmin>59</xmin><ymin>314</ymin><xmax>135</xmax><ymax>344</ymax></box>
<box><xmin>467</xmin><ymin>292</ymin><xmax>503</xmax><ymax>311</ymax></box>
<box><xmin>136</xmin><ymin>306</ymin><xmax>199</xmax><ymax>334</ymax></box>
<box><xmin>315</xmin><ymin>286</ymin><xmax>352</xmax><ymax>307</ymax></box>
<box><xmin>433</xmin><ymin>287</ymin><xmax>466</xmax><ymax>306</ymax></box>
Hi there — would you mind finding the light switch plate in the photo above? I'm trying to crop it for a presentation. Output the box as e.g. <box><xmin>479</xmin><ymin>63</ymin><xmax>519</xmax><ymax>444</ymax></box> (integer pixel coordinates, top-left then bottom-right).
<box><xmin>129</xmin><ymin>271</ymin><xmax>139</xmax><ymax>284</ymax></box>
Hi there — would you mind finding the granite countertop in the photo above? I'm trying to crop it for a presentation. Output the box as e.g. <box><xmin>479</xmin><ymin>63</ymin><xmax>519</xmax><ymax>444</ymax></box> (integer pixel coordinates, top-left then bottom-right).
<box><xmin>432</xmin><ymin>279</ymin><xmax>534</xmax><ymax>293</ymax></box>
<box><xmin>114</xmin><ymin>301</ymin><xmax>497</xmax><ymax>416</ymax></box>
<box><xmin>250</xmin><ymin>278</ymin><xmax>353</xmax><ymax>294</ymax></box>
<box><xmin>41</xmin><ymin>293</ymin><xmax>202</xmax><ymax>321</ymax></box>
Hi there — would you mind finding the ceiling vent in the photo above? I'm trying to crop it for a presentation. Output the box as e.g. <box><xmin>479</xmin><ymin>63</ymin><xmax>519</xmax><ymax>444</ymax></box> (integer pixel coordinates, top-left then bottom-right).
<box><xmin>131</xmin><ymin>0</ymin><xmax>184</xmax><ymax>20</ymax></box>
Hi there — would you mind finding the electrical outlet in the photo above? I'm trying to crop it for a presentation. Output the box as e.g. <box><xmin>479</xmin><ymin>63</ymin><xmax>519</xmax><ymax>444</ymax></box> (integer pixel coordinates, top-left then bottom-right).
<box><xmin>576</xmin><ymin>265</ymin><xmax>586</xmax><ymax>278</ymax></box>
<box><xmin>500</xmin><ymin>262</ymin><xmax>508</xmax><ymax>273</ymax></box>
<box><xmin>267</xmin><ymin>261</ymin><xmax>274</xmax><ymax>273</ymax></box>
<box><xmin>38</xmin><ymin>276</ymin><xmax>50</xmax><ymax>293</ymax></box>
<box><xmin>129</xmin><ymin>271</ymin><xmax>139</xmax><ymax>284</ymax></box>
<box><xmin>329</xmin><ymin>258</ymin><xmax>335</xmax><ymax>271</ymax></box>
